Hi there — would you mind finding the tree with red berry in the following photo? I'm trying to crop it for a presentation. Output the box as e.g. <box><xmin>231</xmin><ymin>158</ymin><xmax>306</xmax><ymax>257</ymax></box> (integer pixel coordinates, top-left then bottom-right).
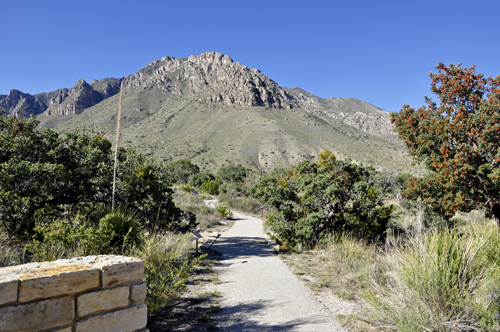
<box><xmin>392</xmin><ymin>63</ymin><xmax>500</xmax><ymax>224</ymax></box>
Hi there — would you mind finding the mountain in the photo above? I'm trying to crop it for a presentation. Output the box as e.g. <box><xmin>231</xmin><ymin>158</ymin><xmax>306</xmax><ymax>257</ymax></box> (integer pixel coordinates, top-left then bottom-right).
<box><xmin>2</xmin><ymin>52</ymin><xmax>414</xmax><ymax>173</ymax></box>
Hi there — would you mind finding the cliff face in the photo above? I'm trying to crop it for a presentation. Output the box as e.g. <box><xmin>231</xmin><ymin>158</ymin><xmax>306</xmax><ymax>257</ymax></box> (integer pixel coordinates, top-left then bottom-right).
<box><xmin>44</xmin><ymin>79</ymin><xmax>103</xmax><ymax>115</ymax></box>
<box><xmin>0</xmin><ymin>78</ymin><xmax>123</xmax><ymax>117</ymax></box>
<box><xmin>0</xmin><ymin>90</ymin><xmax>46</xmax><ymax>117</ymax></box>
<box><xmin>122</xmin><ymin>52</ymin><xmax>293</xmax><ymax>109</ymax></box>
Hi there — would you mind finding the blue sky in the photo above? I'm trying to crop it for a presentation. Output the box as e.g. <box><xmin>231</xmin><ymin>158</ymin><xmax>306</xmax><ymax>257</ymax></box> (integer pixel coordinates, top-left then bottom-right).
<box><xmin>1</xmin><ymin>0</ymin><xmax>499</xmax><ymax>113</ymax></box>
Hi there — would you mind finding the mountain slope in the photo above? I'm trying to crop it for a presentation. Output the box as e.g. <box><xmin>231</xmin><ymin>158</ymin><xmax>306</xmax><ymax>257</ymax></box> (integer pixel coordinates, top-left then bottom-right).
<box><xmin>4</xmin><ymin>52</ymin><xmax>413</xmax><ymax>172</ymax></box>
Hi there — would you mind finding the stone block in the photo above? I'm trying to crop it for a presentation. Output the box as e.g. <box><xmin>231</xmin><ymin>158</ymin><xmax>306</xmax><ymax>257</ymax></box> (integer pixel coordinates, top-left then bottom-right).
<box><xmin>130</xmin><ymin>281</ymin><xmax>148</xmax><ymax>304</ymax></box>
<box><xmin>91</xmin><ymin>256</ymin><xmax>144</xmax><ymax>288</ymax></box>
<box><xmin>18</xmin><ymin>263</ymin><xmax>100</xmax><ymax>302</ymax></box>
<box><xmin>0</xmin><ymin>274</ymin><xmax>18</xmax><ymax>306</ymax></box>
<box><xmin>0</xmin><ymin>296</ymin><xmax>74</xmax><ymax>332</ymax></box>
<box><xmin>75</xmin><ymin>303</ymin><xmax>147</xmax><ymax>332</ymax></box>
<box><xmin>49</xmin><ymin>327</ymin><xmax>72</xmax><ymax>332</ymax></box>
<box><xmin>77</xmin><ymin>286</ymin><xmax>129</xmax><ymax>318</ymax></box>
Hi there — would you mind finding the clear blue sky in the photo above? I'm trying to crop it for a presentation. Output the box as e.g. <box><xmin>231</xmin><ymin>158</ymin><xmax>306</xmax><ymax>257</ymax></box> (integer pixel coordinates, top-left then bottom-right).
<box><xmin>2</xmin><ymin>0</ymin><xmax>499</xmax><ymax>113</ymax></box>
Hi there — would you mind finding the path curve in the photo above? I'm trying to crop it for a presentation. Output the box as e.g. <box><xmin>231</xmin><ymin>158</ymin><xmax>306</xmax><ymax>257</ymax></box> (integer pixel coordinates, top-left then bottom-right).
<box><xmin>208</xmin><ymin>203</ymin><xmax>347</xmax><ymax>331</ymax></box>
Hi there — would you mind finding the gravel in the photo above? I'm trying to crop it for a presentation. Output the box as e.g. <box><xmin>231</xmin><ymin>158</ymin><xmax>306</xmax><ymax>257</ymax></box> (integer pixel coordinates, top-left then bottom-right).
<box><xmin>211</xmin><ymin>210</ymin><xmax>348</xmax><ymax>331</ymax></box>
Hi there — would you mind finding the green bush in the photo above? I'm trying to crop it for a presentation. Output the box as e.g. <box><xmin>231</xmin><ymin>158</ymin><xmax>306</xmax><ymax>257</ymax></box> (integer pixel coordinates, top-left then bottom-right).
<box><xmin>26</xmin><ymin>206</ymin><xmax>144</xmax><ymax>261</ymax></box>
<box><xmin>249</xmin><ymin>149</ymin><xmax>394</xmax><ymax>248</ymax></box>
<box><xmin>215</xmin><ymin>204</ymin><xmax>233</xmax><ymax>218</ymax></box>
<box><xmin>217</xmin><ymin>164</ymin><xmax>248</xmax><ymax>183</ymax></box>
<box><xmin>201</xmin><ymin>178</ymin><xmax>220</xmax><ymax>195</ymax></box>
<box><xmin>98</xmin><ymin>209</ymin><xmax>144</xmax><ymax>248</ymax></box>
<box><xmin>188</xmin><ymin>172</ymin><xmax>215</xmax><ymax>188</ymax></box>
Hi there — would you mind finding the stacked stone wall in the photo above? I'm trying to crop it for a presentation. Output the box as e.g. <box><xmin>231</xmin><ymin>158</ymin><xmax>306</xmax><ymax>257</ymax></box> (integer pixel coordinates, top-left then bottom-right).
<box><xmin>0</xmin><ymin>255</ymin><xmax>148</xmax><ymax>332</ymax></box>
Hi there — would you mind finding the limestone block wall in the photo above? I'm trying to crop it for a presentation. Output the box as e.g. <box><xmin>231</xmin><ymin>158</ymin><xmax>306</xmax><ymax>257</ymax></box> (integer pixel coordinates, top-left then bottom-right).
<box><xmin>0</xmin><ymin>255</ymin><xmax>148</xmax><ymax>332</ymax></box>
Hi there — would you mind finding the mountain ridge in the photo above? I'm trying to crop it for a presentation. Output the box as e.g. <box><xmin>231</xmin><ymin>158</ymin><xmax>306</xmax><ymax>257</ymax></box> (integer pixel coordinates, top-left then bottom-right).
<box><xmin>1</xmin><ymin>52</ymin><xmax>413</xmax><ymax>172</ymax></box>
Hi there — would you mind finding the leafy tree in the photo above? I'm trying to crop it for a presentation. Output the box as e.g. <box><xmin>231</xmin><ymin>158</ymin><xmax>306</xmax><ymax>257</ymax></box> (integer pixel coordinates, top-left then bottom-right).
<box><xmin>249</xmin><ymin>149</ymin><xmax>394</xmax><ymax>247</ymax></box>
<box><xmin>217</xmin><ymin>164</ymin><xmax>248</xmax><ymax>183</ymax></box>
<box><xmin>391</xmin><ymin>63</ymin><xmax>500</xmax><ymax>223</ymax></box>
<box><xmin>166</xmin><ymin>159</ymin><xmax>200</xmax><ymax>184</ymax></box>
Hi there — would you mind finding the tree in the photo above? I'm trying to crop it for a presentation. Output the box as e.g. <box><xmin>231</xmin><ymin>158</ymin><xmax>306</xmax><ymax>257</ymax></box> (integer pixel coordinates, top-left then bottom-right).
<box><xmin>117</xmin><ymin>149</ymin><xmax>196</xmax><ymax>232</ymax></box>
<box><xmin>249</xmin><ymin>150</ymin><xmax>393</xmax><ymax>247</ymax></box>
<box><xmin>391</xmin><ymin>63</ymin><xmax>500</xmax><ymax>224</ymax></box>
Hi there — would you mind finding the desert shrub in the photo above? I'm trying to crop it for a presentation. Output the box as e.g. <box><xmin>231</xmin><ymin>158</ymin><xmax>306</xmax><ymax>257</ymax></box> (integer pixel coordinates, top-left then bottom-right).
<box><xmin>249</xmin><ymin>149</ymin><xmax>394</xmax><ymax>248</ymax></box>
<box><xmin>26</xmin><ymin>206</ymin><xmax>144</xmax><ymax>261</ymax></box>
<box><xmin>365</xmin><ymin>222</ymin><xmax>500</xmax><ymax>331</ymax></box>
<box><xmin>97</xmin><ymin>208</ymin><xmax>144</xmax><ymax>248</ymax></box>
<box><xmin>0</xmin><ymin>235</ymin><xmax>25</xmax><ymax>267</ymax></box>
<box><xmin>217</xmin><ymin>164</ymin><xmax>248</xmax><ymax>184</ymax></box>
<box><xmin>201</xmin><ymin>178</ymin><xmax>220</xmax><ymax>195</ymax></box>
<box><xmin>0</xmin><ymin>112</ymin><xmax>196</xmax><ymax>241</ymax></box>
<box><xmin>166</xmin><ymin>159</ymin><xmax>200</xmax><ymax>184</ymax></box>
<box><xmin>131</xmin><ymin>232</ymin><xmax>201</xmax><ymax>317</ymax></box>
<box><xmin>188</xmin><ymin>172</ymin><xmax>215</xmax><ymax>188</ymax></box>
<box><xmin>215</xmin><ymin>204</ymin><xmax>233</xmax><ymax>218</ymax></box>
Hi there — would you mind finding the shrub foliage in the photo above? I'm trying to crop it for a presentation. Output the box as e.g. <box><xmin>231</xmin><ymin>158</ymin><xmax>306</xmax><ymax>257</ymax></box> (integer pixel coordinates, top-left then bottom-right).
<box><xmin>391</xmin><ymin>63</ymin><xmax>500</xmax><ymax>223</ymax></box>
<box><xmin>0</xmin><ymin>112</ymin><xmax>196</xmax><ymax>239</ymax></box>
<box><xmin>249</xmin><ymin>149</ymin><xmax>394</xmax><ymax>247</ymax></box>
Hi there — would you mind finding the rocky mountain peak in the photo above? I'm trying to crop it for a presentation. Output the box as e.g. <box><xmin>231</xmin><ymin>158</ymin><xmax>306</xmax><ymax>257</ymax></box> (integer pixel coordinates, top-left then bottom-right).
<box><xmin>123</xmin><ymin>52</ymin><xmax>293</xmax><ymax>109</ymax></box>
<box><xmin>44</xmin><ymin>78</ymin><xmax>103</xmax><ymax>115</ymax></box>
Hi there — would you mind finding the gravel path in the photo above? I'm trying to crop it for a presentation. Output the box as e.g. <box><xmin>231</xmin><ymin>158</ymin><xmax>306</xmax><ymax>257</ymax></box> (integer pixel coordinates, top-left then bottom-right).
<box><xmin>209</xmin><ymin>206</ymin><xmax>348</xmax><ymax>332</ymax></box>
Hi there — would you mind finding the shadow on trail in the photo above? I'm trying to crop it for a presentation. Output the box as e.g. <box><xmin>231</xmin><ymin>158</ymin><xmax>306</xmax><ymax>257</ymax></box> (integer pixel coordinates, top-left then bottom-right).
<box><xmin>216</xmin><ymin>300</ymin><xmax>333</xmax><ymax>332</ymax></box>
<box><xmin>212</xmin><ymin>236</ymin><xmax>275</xmax><ymax>260</ymax></box>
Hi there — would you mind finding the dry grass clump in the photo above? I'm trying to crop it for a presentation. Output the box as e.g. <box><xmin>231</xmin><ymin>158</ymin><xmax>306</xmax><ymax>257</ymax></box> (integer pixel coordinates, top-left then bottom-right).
<box><xmin>218</xmin><ymin>191</ymin><xmax>273</xmax><ymax>217</ymax></box>
<box><xmin>173</xmin><ymin>190</ymin><xmax>221</xmax><ymax>229</ymax></box>
<box><xmin>365</xmin><ymin>217</ymin><xmax>500</xmax><ymax>331</ymax></box>
<box><xmin>281</xmin><ymin>208</ymin><xmax>500</xmax><ymax>331</ymax></box>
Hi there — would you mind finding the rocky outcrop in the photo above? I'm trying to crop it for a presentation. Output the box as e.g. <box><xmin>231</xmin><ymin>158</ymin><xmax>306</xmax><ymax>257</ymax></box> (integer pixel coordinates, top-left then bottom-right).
<box><xmin>122</xmin><ymin>52</ymin><xmax>293</xmax><ymax>109</ymax></box>
<box><xmin>286</xmin><ymin>87</ymin><xmax>396</xmax><ymax>137</ymax></box>
<box><xmin>90</xmin><ymin>77</ymin><xmax>123</xmax><ymax>98</ymax></box>
<box><xmin>44</xmin><ymin>79</ymin><xmax>103</xmax><ymax>115</ymax></box>
<box><xmin>0</xmin><ymin>90</ymin><xmax>46</xmax><ymax>117</ymax></box>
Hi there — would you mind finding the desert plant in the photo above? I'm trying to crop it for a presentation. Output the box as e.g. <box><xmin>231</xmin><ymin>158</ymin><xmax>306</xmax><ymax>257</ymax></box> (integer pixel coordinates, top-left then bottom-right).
<box><xmin>392</xmin><ymin>63</ymin><xmax>500</xmax><ymax>224</ymax></box>
<box><xmin>249</xmin><ymin>149</ymin><xmax>394</xmax><ymax>247</ymax></box>
<box><xmin>201</xmin><ymin>178</ymin><xmax>220</xmax><ymax>195</ymax></box>
<box><xmin>131</xmin><ymin>232</ymin><xmax>201</xmax><ymax>316</ymax></box>
<box><xmin>365</xmin><ymin>221</ymin><xmax>500</xmax><ymax>331</ymax></box>
<box><xmin>215</xmin><ymin>204</ymin><xmax>233</xmax><ymax>218</ymax></box>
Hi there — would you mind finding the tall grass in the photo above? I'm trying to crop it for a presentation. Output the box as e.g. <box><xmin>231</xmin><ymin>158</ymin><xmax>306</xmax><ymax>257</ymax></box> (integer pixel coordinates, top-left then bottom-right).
<box><xmin>365</xmin><ymin>219</ymin><xmax>500</xmax><ymax>331</ymax></box>
<box><xmin>131</xmin><ymin>232</ymin><xmax>201</xmax><ymax>317</ymax></box>
<box><xmin>218</xmin><ymin>191</ymin><xmax>273</xmax><ymax>217</ymax></box>
<box><xmin>173</xmin><ymin>190</ymin><xmax>220</xmax><ymax>229</ymax></box>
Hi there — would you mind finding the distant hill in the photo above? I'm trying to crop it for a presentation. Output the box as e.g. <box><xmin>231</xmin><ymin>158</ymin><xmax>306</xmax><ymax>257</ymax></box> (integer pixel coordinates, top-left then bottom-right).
<box><xmin>1</xmin><ymin>52</ymin><xmax>414</xmax><ymax>173</ymax></box>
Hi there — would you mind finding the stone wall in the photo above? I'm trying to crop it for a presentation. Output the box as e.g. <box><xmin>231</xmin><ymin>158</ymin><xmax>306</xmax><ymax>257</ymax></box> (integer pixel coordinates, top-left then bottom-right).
<box><xmin>0</xmin><ymin>255</ymin><xmax>148</xmax><ymax>332</ymax></box>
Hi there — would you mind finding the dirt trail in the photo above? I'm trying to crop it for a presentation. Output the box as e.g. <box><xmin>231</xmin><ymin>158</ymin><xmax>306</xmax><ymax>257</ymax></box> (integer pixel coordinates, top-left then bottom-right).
<box><xmin>207</xmin><ymin>203</ymin><xmax>347</xmax><ymax>331</ymax></box>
